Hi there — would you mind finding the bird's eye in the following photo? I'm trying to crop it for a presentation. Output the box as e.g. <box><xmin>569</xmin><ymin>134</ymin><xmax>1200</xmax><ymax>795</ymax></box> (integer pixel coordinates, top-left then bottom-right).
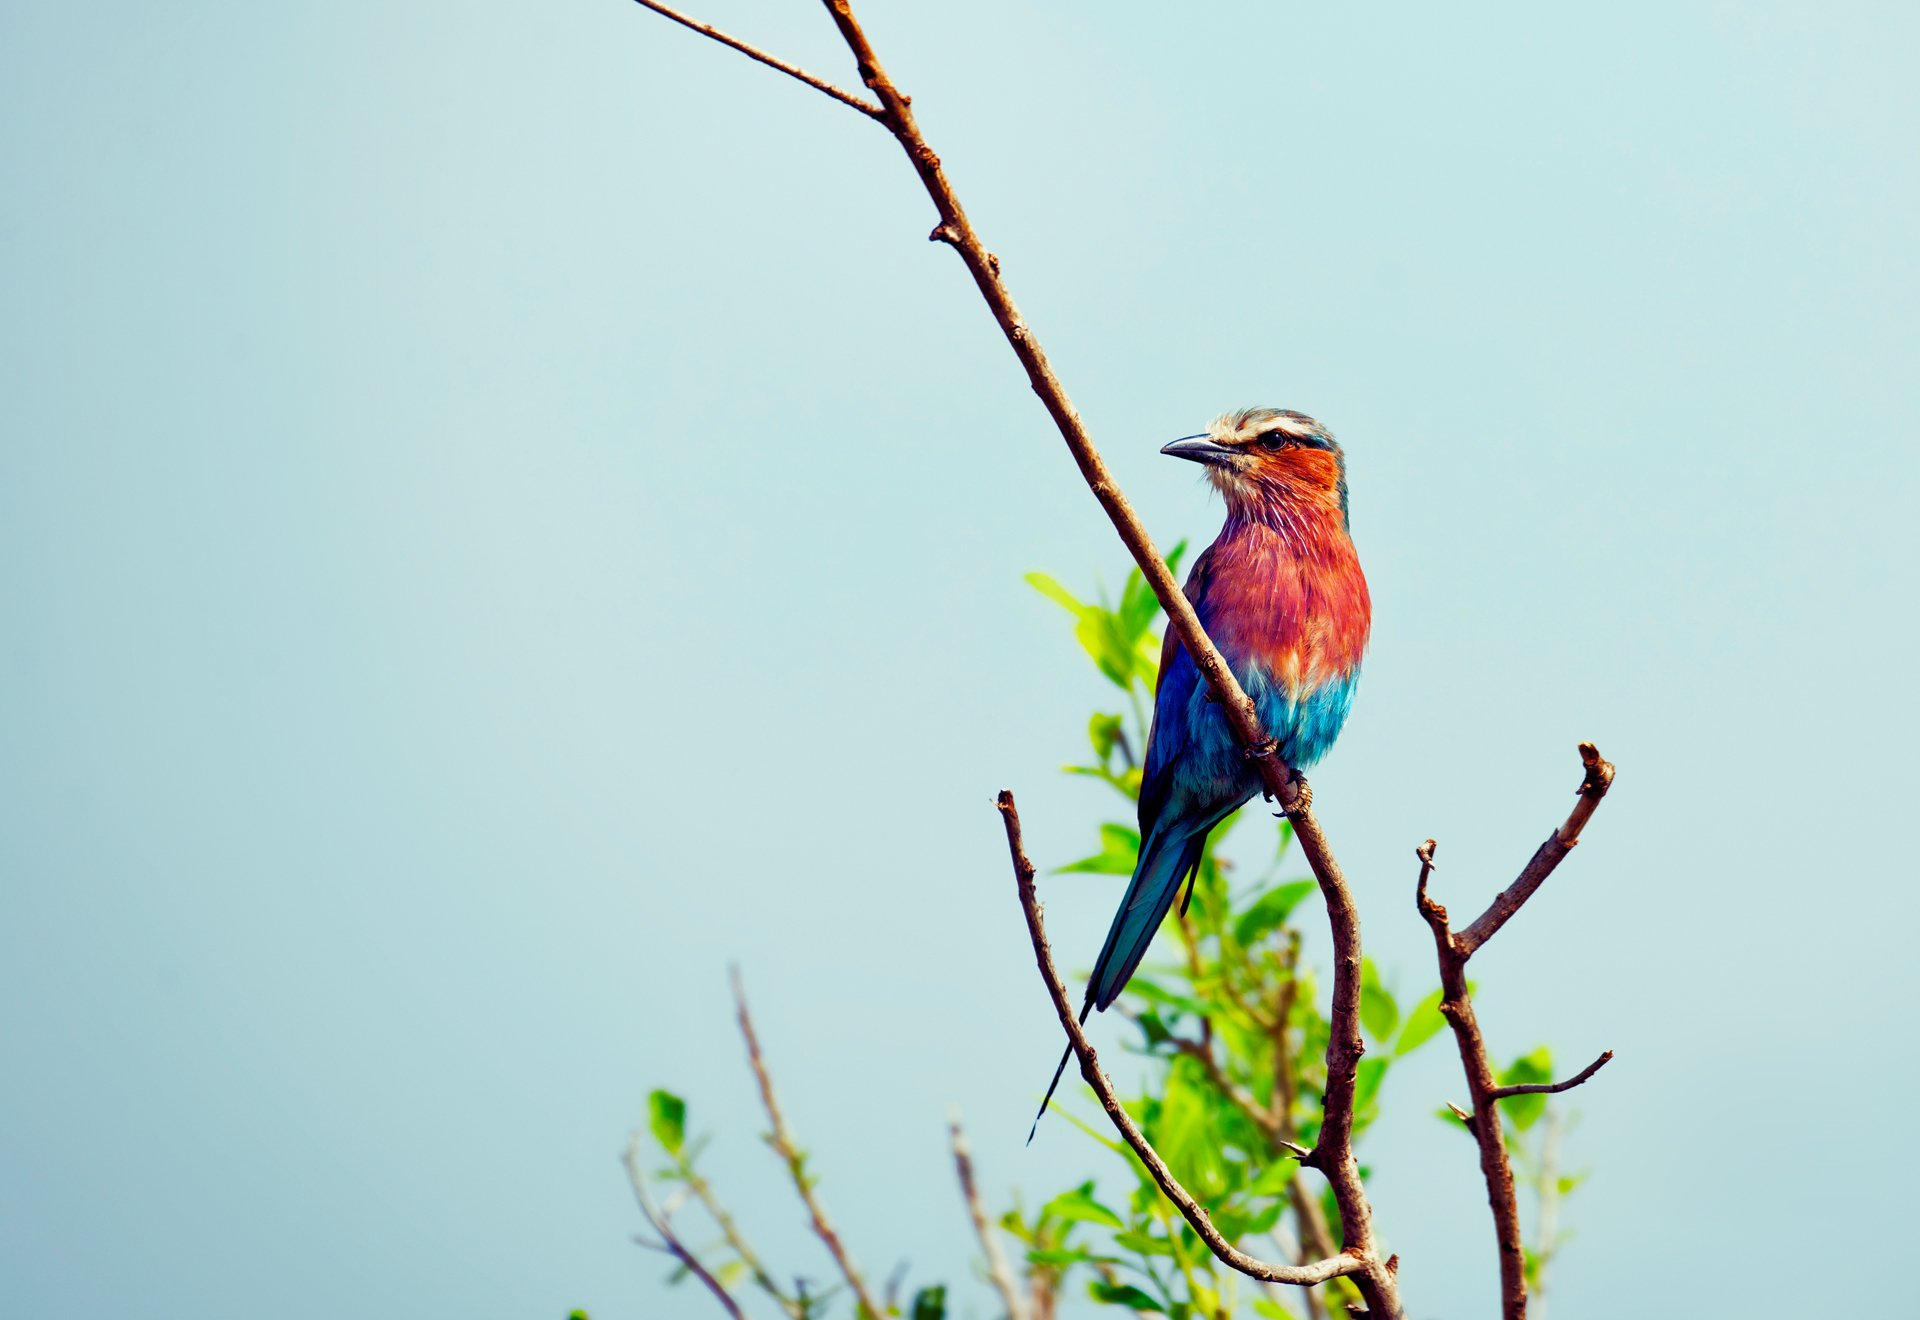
<box><xmin>1256</xmin><ymin>430</ymin><xmax>1292</xmax><ymax>450</ymax></box>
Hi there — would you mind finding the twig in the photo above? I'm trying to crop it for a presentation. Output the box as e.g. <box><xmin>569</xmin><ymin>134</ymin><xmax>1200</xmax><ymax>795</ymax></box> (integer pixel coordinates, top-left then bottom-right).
<box><xmin>1489</xmin><ymin>1051</ymin><xmax>1614</xmax><ymax>1101</ymax></box>
<box><xmin>733</xmin><ymin>968</ymin><xmax>883</xmax><ymax>1320</ymax></box>
<box><xmin>1414</xmin><ymin>746</ymin><xmax>1617</xmax><ymax>1320</ymax></box>
<box><xmin>677</xmin><ymin>1159</ymin><xmax>804</xmax><ymax>1318</ymax></box>
<box><xmin>622</xmin><ymin>0</ymin><xmax>884</xmax><ymax>119</ymax></box>
<box><xmin>1456</xmin><ymin>744</ymin><xmax>1615</xmax><ymax>957</ymax></box>
<box><xmin>623</xmin><ymin>1135</ymin><xmax>747</xmax><ymax>1320</ymax></box>
<box><xmin>950</xmin><ymin>1115</ymin><xmax>1029</xmax><ymax>1320</ymax></box>
<box><xmin>998</xmin><ymin>791</ymin><xmax>1371</xmax><ymax>1293</ymax></box>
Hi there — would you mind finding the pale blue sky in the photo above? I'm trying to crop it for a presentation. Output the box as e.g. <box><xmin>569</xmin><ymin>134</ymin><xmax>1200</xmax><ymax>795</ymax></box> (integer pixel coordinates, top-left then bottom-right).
<box><xmin>3</xmin><ymin>2</ymin><xmax>1916</xmax><ymax>1317</ymax></box>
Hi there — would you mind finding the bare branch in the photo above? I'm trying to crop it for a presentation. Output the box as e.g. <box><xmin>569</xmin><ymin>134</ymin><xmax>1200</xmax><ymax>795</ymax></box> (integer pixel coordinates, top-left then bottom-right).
<box><xmin>1489</xmin><ymin>1051</ymin><xmax>1614</xmax><ymax>1101</ymax></box>
<box><xmin>950</xmin><ymin>1115</ymin><xmax>1029</xmax><ymax>1320</ymax></box>
<box><xmin>623</xmin><ymin>0</ymin><xmax>884</xmax><ymax>119</ymax></box>
<box><xmin>733</xmin><ymin>968</ymin><xmax>883</xmax><ymax>1320</ymax></box>
<box><xmin>1456</xmin><ymin>744</ymin><xmax>1616</xmax><ymax>957</ymax></box>
<box><xmin>623</xmin><ymin>1135</ymin><xmax>747</xmax><ymax>1320</ymax></box>
<box><xmin>998</xmin><ymin>790</ymin><xmax>1371</xmax><ymax>1293</ymax></box>
<box><xmin>1416</xmin><ymin>748</ymin><xmax>1618</xmax><ymax>1320</ymax></box>
<box><xmin>678</xmin><ymin>1159</ymin><xmax>804</xmax><ymax>1318</ymax></box>
<box><xmin>1417</xmin><ymin>840</ymin><xmax>1527</xmax><ymax>1317</ymax></box>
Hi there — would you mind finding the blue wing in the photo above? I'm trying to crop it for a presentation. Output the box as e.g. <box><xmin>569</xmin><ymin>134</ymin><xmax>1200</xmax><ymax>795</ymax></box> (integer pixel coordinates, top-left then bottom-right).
<box><xmin>1085</xmin><ymin>552</ymin><xmax>1256</xmax><ymax>1011</ymax></box>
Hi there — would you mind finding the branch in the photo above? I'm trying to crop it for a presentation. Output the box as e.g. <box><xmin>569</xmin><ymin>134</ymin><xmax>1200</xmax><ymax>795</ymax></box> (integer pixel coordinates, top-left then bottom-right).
<box><xmin>732</xmin><ymin>968</ymin><xmax>883</xmax><ymax>1320</ymax></box>
<box><xmin>677</xmin><ymin>1159</ymin><xmax>804</xmax><ymax>1318</ymax></box>
<box><xmin>1456</xmin><ymin>743</ymin><xmax>1616</xmax><ymax>957</ymax></box>
<box><xmin>1414</xmin><ymin>745</ymin><xmax>1618</xmax><ymax>1320</ymax></box>
<box><xmin>1488</xmin><ymin>1051</ymin><xmax>1614</xmax><ymax>1101</ymax></box>
<box><xmin>998</xmin><ymin>790</ymin><xmax>1370</xmax><ymax>1293</ymax></box>
<box><xmin>950</xmin><ymin>1116</ymin><xmax>1029</xmax><ymax>1320</ymax></box>
<box><xmin>631</xmin><ymin>1</ymin><xmax>1397</xmax><ymax>1309</ymax></box>
<box><xmin>623</xmin><ymin>1136</ymin><xmax>747</xmax><ymax>1320</ymax></box>
<box><xmin>623</xmin><ymin>0</ymin><xmax>884</xmax><ymax>119</ymax></box>
<box><xmin>813</xmin><ymin>0</ymin><xmax>1311</xmax><ymax>816</ymax></box>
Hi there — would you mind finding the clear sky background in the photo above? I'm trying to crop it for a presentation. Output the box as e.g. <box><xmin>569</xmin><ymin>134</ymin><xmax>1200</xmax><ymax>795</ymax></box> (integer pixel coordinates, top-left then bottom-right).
<box><xmin>3</xmin><ymin>2</ymin><xmax>1916</xmax><ymax>1317</ymax></box>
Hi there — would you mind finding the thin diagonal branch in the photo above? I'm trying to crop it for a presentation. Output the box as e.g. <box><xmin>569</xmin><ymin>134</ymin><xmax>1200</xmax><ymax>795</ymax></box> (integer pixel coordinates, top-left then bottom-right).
<box><xmin>808</xmin><ymin>0</ymin><xmax>1314</xmax><ymax>814</ymax></box>
<box><xmin>624</xmin><ymin>0</ymin><xmax>884</xmax><ymax>119</ymax></box>
<box><xmin>1489</xmin><ymin>1051</ymin><xmax>1614</xmax><ymax>1101</ymax></box>
<box><xmin>950</xmin><ymin>1116</ymin><xmax>1029</xmax><ymax>1320</ymax></box>
<box><xmin>677</xmin><ymin>1158</ymin><xmax>804</xmax><ymax>1318</ymax></box>
<box><xmin>623</xmin><ymin>1135</ymin><xmax>747</xmax><ymax>1320</ymax></box>
<box><xmin>732</xmin><ymin>968</ymin><xmax>883</xmax><ymax>1320</ymax></box>
<box><xmin>998</xmin><ymin>790</ymin><xmax>1367</xmax><ymax>1292</ymax></box>
<box><xmin>1456</xmin><ymin>744</ymin><xmax>1616</xmax><ymax>957</ymax></box>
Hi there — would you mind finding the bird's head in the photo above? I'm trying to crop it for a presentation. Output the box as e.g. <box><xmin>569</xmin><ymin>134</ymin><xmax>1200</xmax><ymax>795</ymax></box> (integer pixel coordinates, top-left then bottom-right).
<box><xmin>1161</xmin><ymin>408</ymin><xmax>1349</xmax><ymax>526</ymax></box>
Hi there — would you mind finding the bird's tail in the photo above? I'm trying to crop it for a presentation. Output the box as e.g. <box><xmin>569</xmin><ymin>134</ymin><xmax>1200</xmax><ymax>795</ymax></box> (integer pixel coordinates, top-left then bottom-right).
<box><xmin>1027</xmin><ymin>826</ymin><xmax>1205</xmax><ymax>1142</ymax></box>
<box><xmin>1027</xmin><ymin>997</ymin><xmax>1094</xmax><ymax>1144</ymax></box>
<box><xmin>1087</xmin><ymin>825</ymin><xmax>1208</xmax><ymax>1011</ymax></box>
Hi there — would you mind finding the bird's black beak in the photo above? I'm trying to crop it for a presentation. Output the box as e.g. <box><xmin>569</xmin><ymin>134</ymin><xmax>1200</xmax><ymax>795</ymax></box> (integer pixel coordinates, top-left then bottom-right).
<box><xmin>1160</xmin><ymin>434</ymin><xmax>1238</xmax><ymax>468</ymax></box>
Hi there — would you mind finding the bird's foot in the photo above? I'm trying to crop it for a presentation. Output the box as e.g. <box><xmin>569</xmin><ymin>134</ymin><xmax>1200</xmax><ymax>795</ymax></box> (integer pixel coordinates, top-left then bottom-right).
<box><xmin>1273</xmin><ymin>769</ymin><xmax>1311</xmax><ymax>817</ymax></box>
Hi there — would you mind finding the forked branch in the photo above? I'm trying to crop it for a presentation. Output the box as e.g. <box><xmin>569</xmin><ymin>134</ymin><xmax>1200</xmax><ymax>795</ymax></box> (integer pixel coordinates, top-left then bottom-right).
<box><xmin>1416</xmin><ymin>745</ymin><xmax>1617</xmax><ymax>1320</ymax></box>
<box><xmin>623</xmin><ymin>0</ymin><xmax>883</xmax><ymax>119</ymax></box>
<box><xmin>623</xmin><ymin>1138</ymin><xmax>747</xmax><ymax>1320</ymax></box>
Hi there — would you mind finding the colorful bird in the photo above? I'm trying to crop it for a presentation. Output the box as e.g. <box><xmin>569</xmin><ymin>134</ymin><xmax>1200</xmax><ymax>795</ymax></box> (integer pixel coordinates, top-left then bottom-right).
<box><xmin>1032</xmin><ymin>407</ymin><xmax>1372</xmax><ymax>1138</ymax></box>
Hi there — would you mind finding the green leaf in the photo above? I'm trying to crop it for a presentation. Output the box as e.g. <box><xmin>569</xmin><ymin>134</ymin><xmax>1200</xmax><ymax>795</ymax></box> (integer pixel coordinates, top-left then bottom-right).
<box><xmin>1073</xmin><ymin>607</ymin><xmax>1140</xmax><ymax>690</ymax></box>
<box><xmin>1249</xmin><ymin>1161</ymin><xmax>1297</xmax><ymax>1196</ymax></box>
<box><xmin>1115</xmin><ymin>542</ymin><xmax>1186</xmax><ymax>637</ymax></box>
<box><xmin>1027</xmin><ymin>1246</ymin><xmax>1105</xmax><ymax>1267</ymax></box>
<box><xmin>647</xmin><ymin>1089</ymin><xmax>686</xmax><ymax>1156</ymax></box>
<box><xmin>910</xmin><ymin>1284</ymin><xmax>948</xmax><ymax>1320</ymax></box>
<box><xmin>1393</xmin><ymin>988</ymin><xmax>1447</xmax><ymax>1056</ymax></box>
<box><xmin>1112</xmin><ymin>1229</ymin><xmax>1176</xmax><ymax>1256</ymax></box>
<box><xmin>1233</xmin><ymin>880</ymin><xmax>1315</xmax><ymax>947</ymax></box>
<box><xmin>1089</xmin><ymin>712</ymin><xmax>1125</xmax><ymax>762</ymax></box>
<box><xmin>1499</xmin><ymin>1047</ymin><xmax>1555</xmax><ymax>1132</ymax></box>
<box><xmin>1251</xmin><ymin>1300</ymin><xmax>1301</xmax><ymax>1320</ymax></box>
<box><xmin>1152</xmin><ymin>1055</ymin><xmax>1226</xmax><ymax>1197</ymax></box>
<box><xmin>1042</xmin><ymin>1181</ymin><xmax>1124</xmax><ymax>1228</ymax></box>
<box><xmin>1056</xmin><ymin>823</ymin><xmax>1141</xmax><ymax>875</ymax></box>
<box><xmin>1089</xmin><ymin>1281</ymin><xmax>1167</xmax><ymax>1312</ymax></box>
<box><xmin>1241</xmin><ymin>1201</ymin><xmax>1283</xmax><ymax>1235</ymax></box>
<box><xmin>1122</xmin><ymin>978</ymin><xmax>1212</xmax><ymax>1020</ymax></box>
<box><xmin>1026</xmin><ymin>571</ymin><xmax>1085</xmax><ymax>615</ymax></box>
<box><xmin>1360</xmin><ymin>960</ymin><xmax>1400</xmax><ymax>1043</ymax></box>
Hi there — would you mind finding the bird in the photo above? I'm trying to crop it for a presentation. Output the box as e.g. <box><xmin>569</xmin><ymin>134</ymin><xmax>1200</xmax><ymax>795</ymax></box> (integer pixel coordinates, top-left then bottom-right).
<box><xmin>1031</xmin><ymin>407</ymin><xmax>1371</xmax><ymax>1140</ymax></box>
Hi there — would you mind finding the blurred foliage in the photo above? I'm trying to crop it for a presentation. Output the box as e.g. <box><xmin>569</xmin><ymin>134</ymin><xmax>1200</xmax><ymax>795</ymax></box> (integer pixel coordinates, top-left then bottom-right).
<box><xmin>628</xmin><ymin>556</ymin><xmax>1587</xmax><ymax>1318</ymax></box>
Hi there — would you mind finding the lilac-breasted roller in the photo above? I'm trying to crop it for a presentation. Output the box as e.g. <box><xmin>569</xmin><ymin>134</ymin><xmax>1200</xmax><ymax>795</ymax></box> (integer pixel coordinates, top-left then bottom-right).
<box><xmin>1032</xmin><ymin>407</ymin><xmax>1371</xmax><ymax>1138</ymax></box>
